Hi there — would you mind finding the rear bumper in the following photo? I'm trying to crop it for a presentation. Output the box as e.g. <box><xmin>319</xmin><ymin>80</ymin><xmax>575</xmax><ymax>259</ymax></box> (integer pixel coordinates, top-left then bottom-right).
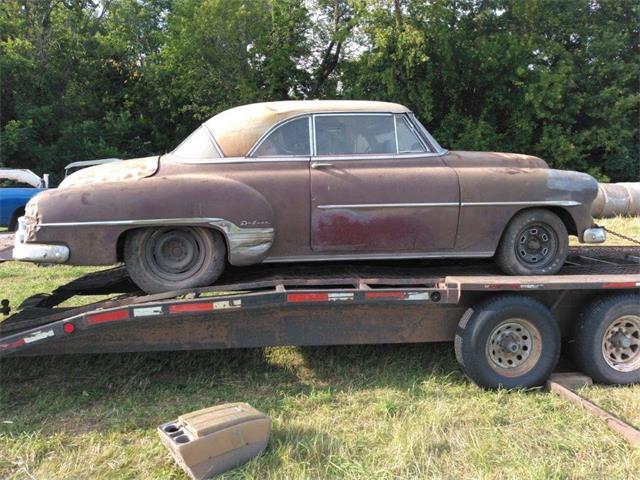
<box><xmin>13</xmin><ymin>217</ymin><xmax>69</xmax><ymax>263</ymax></box>
<box><xmin>582</xmin><ymin>227</ymin><xmax>606</xmax><ymax>244</ymax></box>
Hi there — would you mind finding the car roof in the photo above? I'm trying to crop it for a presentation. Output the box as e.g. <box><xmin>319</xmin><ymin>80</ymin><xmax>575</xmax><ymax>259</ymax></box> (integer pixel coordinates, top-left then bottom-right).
<box><xmin>204</xmin><ymin>100</ymin><xmax>410</xmax><ymax>157</ymax></box>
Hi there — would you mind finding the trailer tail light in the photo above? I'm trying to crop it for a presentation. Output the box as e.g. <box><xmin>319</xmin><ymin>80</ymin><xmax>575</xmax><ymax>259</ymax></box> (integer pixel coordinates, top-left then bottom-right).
<box><xmin>63</xmin><ymin>322</ymin><xmax>75</xmax><ymax>334</ymax></box>
<box><xmin>86</xmin><ymin>309</ymin><xmax>129</xmax><ymax>325</ymax></box>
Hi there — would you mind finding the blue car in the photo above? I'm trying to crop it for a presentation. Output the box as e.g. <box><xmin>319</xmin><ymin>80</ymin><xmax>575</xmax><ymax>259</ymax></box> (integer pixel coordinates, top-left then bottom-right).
<box><xmin>1</xmin><ymin>169</ymin><xmax>47</xmax><ymax>231</ymax></box>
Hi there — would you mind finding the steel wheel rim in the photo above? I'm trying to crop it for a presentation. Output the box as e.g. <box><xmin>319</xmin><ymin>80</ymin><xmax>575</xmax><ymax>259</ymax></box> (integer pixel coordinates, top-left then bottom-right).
<box><xmin>515</xmin><ymin>222</ymin><xmax>558</xmax><ymax>267</ymax></box>
<box><xmin>602</xmin><ymin>315</ymin><xmax>640</xmax><ymax>372</ymax></box>
<box><xmin>486</xmin><ymin>318</ymin><xmax>543</xmax><ymax>377</ymax></box>
<box><xmin>144</xmin><ymin>228</ymin><xmax>207</xmax><ymax>281</ymax></box>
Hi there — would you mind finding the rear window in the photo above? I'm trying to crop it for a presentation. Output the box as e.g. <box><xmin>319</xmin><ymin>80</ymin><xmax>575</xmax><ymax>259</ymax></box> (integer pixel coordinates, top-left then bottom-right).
<box><xmin>253</xmin><ymin>117</ymin><xmax>310</xmax><ymax>157</ymax></box>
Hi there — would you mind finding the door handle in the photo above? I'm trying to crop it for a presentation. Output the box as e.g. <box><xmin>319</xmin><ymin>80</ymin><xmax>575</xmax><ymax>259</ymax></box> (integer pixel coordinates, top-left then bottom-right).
<box><xmin>311</xmin><ymin>162</ymin><xmax>334</xmax><ymax>169</ymax></box>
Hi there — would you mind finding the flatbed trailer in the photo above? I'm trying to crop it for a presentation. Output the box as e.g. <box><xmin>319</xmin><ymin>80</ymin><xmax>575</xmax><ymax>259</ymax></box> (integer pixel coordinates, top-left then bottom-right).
<box><xmin>1</xmin><ymin>246</ymin><xmax>639</xmax><ymax>389</ymax></box>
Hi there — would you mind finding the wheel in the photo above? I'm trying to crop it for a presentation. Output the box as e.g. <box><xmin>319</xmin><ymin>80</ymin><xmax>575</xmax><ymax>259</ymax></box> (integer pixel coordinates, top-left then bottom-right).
<box><xmin>8</xmin><ymin>207</ymin><xmax>25</xmax><ymax>232</ymax></box>
<box><xmin>124</xmin><ymin>227</ymin><xmax>226</xmax><ymax>294</ymax></box>
<box><xmin>571</xmin><ymin>294</ymin><xmax>640</xmax><ymax>385</ymax></box>
<box><xmin>454</xmin><ymin>295</ymin><xmax>561</xmax><ymax>389</ymax></box>
<box><xmin>495</xmin><ymin>208</ymin><xmax>568</xmax><ymax>275</ymax></box>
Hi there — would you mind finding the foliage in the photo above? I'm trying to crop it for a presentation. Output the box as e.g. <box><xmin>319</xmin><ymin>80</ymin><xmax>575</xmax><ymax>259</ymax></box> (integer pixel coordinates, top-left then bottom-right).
<box><xmin>1</xmin><ymin>0</ymin><xmax>638</xmax><ymax>184</ymax></box>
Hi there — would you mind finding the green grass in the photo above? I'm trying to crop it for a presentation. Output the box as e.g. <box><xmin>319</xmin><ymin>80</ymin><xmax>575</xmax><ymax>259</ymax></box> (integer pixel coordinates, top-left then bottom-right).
<box><xmin>0</xmin><ymin>218</ymin><xmax>639</xmax><ymax>479</ymax></box>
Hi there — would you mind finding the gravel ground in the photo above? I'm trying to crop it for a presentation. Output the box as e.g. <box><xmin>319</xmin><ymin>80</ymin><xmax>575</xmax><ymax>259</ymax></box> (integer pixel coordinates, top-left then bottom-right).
<box><xmin>0</xmin><ymin>233</ymin><xmax>14</xmax><ymax>261</ymax></box>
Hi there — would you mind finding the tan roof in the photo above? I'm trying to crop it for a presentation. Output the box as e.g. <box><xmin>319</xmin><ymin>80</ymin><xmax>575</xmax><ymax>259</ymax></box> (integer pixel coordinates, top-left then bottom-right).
<box><xmin>205</xmin><ymin>100</ymin><xmax>410</xmax><ymax>157</ymax></box>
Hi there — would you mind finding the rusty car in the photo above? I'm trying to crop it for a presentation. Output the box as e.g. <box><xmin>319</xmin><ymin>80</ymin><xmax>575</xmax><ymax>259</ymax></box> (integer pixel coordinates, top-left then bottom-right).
<box><xmin>13</xmin><ymin>100</ymin><xmax>605</xmax><ymax>293</ymax></box>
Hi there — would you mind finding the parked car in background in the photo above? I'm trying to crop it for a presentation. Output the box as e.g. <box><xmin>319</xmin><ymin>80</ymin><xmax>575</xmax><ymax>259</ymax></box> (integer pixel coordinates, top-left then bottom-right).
<box><xmin>0</xmin><ymin>169</ymin><xmax>48</xmax><ymax>231</ymax></box>
<box><xmin>13</xmin><ymin>100</ymin><xmax>605</xmax><ymax>293</ymax></box>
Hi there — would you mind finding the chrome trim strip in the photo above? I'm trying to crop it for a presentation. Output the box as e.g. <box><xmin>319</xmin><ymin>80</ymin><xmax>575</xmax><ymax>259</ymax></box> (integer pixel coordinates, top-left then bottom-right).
<box><xmin>317</xmin><ymin>202</ymin><xmax>458</xmax><ymax>209</ymax></box>
<box><xmin>36</xmin><ymin>217</ymin><xmax>275</xmax><ymax>266</ymax></box>
<box><xmin>39</xmin><ymin>218</ymin><xmax>228</xmax><ymax>227</ymax></box>
<box><xmin>309</xmin><ymin>152</ymin><xmax>445</xmax><ymax>162</ymax></box>
<box><xmin>264</xmin><ymin>251</ymin><xmax>494</xmax><ymax>263</ymax></box>
<box><xmin>460</xmin><ymin>200</ymin><xmax>581</xmax><ymax>207</ymax></box>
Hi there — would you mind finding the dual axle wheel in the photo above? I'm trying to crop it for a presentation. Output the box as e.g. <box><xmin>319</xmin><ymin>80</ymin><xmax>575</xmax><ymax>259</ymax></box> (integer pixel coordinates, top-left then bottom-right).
<box><xmin>455</xmin><ymin>294</ymin><xmax>639</xmax><ymax>389</ymax></box>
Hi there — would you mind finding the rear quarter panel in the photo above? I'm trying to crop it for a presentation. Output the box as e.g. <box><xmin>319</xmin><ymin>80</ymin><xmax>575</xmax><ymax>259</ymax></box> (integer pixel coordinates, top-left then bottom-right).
<box><xmin>449</xmin><ymin>163</ymin><xmax>598</xmax><ymax>251</ymax></box>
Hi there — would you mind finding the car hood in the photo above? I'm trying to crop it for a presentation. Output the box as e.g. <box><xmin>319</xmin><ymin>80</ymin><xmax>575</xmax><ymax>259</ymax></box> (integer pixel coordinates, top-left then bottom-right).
<box><xmin>446</xmin><ymin>151</ymin><xmax>549</xmax><ymax>169</ymax></box>
<box><xmin>58</xmin><ymin>156</ymin><xmax>159</xmax><ymax>189</ymax></box>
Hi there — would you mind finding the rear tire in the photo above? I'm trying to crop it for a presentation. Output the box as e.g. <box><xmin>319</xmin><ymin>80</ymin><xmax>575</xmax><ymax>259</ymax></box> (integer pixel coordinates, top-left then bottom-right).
<box><xmin>124</xmin><ymin>227</ymin><xmax>226</xmax><ymax>294</ymax></box>
<box><xmin>495</xmin><ymin>208</ymin><xmax>568</xmax><ymax>275</ymax></box>
<box><xmin>454</xmin><ymin>295</ymin><xmax>561</xmax><ymax>389</ymax></box>
<box><xmin>570</xmin><ymin>294</ymin><xmax>640</xmax><ymax>385</ymax></box>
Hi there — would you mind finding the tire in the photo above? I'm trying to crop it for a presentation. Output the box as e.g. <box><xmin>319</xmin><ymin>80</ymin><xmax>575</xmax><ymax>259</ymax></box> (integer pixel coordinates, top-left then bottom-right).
<box><xmin>8</xmin><ymin>207</ymin><xmax>25</xmax><ymax>232</ymax></box>
<box><xmin>570</xmin><ymin>294</ymin><xmax>640</xmax><ymax>385</ymax></box>
<box><xmin>495</xmin><ymin>208</ymin><xmax>568</xmax><ymax>275</ymax></box>
<box><xmin>454</xmin><ymin>295</ymin><xmax>561</xmax><ymax>389</ymax></box>
<box><xmin>124</xmin><ymin>227</ymin><xmax>226</xmax><ymax>294</ymax></box>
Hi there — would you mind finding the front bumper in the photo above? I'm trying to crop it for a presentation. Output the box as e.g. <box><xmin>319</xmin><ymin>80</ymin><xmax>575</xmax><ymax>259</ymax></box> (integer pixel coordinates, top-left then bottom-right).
<box><xmin>582</xmin><ymin>227</ymin><xmax>606</xmax><ymax>244</ymax></box>
<box><xmin>13</xmin><ymin>217</ymin><xmax>69</xmax><ymax>263</ymax></box>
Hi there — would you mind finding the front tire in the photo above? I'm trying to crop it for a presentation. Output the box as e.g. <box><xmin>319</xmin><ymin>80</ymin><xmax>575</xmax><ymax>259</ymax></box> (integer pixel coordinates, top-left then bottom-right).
<box><xmin>495</xmin><ymin>209</ymin><xmax>568</xmax><ymax>275</ymax></box>
<box><xmin>454</xmin><ymin>295</ymin><xmax>561</xmax><ymax>389</ymax></box>
<box><xmin>124</xmin><ymin>227</ymin><xmax>226</xmax><ymax>294</ymax></box>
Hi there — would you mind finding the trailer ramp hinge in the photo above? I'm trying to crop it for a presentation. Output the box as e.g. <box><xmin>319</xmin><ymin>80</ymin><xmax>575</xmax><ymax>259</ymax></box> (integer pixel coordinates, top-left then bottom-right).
<box><xmin>0</xmin><ymin>299</ymin><xmax>10</xmax><ymax>316</ymax></box>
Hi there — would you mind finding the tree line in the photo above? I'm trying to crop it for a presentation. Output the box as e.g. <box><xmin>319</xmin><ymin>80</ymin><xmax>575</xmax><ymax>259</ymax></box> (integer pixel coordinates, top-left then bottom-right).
<box><xmin>1</xmin><ymin>0</ymin><xmax>638</xmax><ymax>184</ymax></box>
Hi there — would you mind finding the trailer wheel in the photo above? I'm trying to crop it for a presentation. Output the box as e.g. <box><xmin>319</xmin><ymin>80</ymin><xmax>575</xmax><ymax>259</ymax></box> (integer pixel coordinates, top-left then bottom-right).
<box><xmin>571</xmin><ymin>294</ymin><xmax>640</xmax><ymax>385</ymax></box>
<box><xmin>124</xmin><ymin>227</ymin><xmax>226</xmax><ymax>294</ymax></box>
<box><xmin>454</xmin><ymin>295</ymin><xmax>561</xmax><ymax>389</ymax></box>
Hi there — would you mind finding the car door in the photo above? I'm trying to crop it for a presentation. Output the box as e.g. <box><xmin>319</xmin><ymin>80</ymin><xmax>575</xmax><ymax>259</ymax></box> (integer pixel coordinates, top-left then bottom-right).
<box><xmin>310</xmin><ymin>113</ymin><xmax>460</xmax><ymax>253</ymax></box>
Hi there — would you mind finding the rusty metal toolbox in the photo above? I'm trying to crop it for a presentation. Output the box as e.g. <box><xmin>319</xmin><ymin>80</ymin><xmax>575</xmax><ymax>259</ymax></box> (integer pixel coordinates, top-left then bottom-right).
<box><xmin>158</xmin><ymin>402</ymin><xmax>271</xmax><ymax>479</ymax></box>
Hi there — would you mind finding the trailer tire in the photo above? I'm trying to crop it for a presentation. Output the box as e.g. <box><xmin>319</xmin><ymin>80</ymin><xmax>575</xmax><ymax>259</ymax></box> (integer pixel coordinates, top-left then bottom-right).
<box><xmin>571</xmin><ymin>294</ymin><xmax>640</xmax><ymax>385</ymax></box>
<box><xmin>455</xmin><ymin>295</ymin><xmax>561</xmax><ymax>389</ymax></box>
<box><xmin>124</xmin><ymin>227</ymin><xmax>226</xmax><ymax>294</ymax></box>
<box><xmin>495</xmin><ymin>209</ymin><xmax>568</xmax><ymax>276</ymax></box>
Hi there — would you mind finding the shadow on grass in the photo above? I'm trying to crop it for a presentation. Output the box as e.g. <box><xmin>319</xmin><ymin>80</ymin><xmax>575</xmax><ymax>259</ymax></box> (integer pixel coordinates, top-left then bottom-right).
<box><xmin>0</xmin><ymin>343</ymin><xmax>465</xmax><ymax>435</ymax></box>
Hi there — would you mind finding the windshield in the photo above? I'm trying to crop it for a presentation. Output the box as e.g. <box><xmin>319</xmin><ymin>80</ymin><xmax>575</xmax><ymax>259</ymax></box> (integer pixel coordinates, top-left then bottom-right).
<box><xmin>172</xmin><ymin>125</ymin><xmax>221</xmax><ymax>159</ymax></box>
<box><xmin>409</xmin><ymin>113</ymin><xmax>445</xmax><ymax>153</ymax></box>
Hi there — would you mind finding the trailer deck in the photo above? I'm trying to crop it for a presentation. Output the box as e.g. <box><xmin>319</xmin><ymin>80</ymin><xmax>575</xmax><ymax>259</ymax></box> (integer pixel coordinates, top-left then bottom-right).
<box><xmin>1</xmin><ymin>246</ymin><xmax>638</xmax><ymax>359</ymax></box>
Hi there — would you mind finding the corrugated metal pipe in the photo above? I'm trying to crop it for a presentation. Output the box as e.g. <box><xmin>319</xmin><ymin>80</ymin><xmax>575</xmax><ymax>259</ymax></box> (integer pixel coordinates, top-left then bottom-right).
<box><xmin>591</xmin><ymin>183</ymin><xmax>640</xmax><ymax>218</ymax></box>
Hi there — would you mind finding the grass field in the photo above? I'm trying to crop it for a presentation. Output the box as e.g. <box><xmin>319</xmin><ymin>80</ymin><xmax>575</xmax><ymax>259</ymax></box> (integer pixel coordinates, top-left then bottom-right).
<box><xmin>0</xmin><ymin>217</ymin><xmax>638</xmax><ymax>479</ymax></box>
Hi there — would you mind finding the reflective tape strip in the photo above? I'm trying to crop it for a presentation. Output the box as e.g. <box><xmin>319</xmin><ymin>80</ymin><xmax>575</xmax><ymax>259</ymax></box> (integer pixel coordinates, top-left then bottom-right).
<box><xmin>328</xmin><ymin>293</ymin><xmax>354</xmax><ymax>301</ymax></box>
<box><xmin>169</xmin><ymin>303</ymin><xmax>213</xmax><ymax>313</ymax></box>
<box><xmin>23</xmin><ymin>329</ymin><xmax>54</xmax><ymax>343</ymax></box>
<box><xmin>602</xmin><ymin>282</ymin><xmax>639</xmax><ymax>289</ymax></box>
<box><xmin>287</xmin><ymin>293</ymin><xmax>329</xmax><ymax>303</ymax></box>
<box><xmin>404</xmin><ymin>292</ymin><xmax>431</xmax><ymax>301</ymax></box>
<box><xmin>87</xmin><ymin>309</ymin><xmax>129</xmax><ymax>325</ymax></box>
<box><xmin>133</xmin><ymin>306</ymin><xmax>164</xmax><ymax>317</ymax></box>
<box><xmin>364</xmin><ymin>291</ymin><xmax>406</xmax><ymax>299</ymax></box>
<box><xmin>212</xmin><ymin>299</ymin><xmax>242</xmax><ymax>309</ymax></box>
<box><xmin>0</xmin><ymin>338</ymin><xmax>26</xmax><ymax>351</ymax></box>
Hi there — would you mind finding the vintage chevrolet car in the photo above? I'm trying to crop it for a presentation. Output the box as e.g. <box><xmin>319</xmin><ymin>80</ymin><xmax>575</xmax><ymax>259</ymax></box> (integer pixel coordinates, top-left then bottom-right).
<box><xmin>14</xmin><ymin>100</ymin><xmax>605</xmax><ymax>293</ymax></box>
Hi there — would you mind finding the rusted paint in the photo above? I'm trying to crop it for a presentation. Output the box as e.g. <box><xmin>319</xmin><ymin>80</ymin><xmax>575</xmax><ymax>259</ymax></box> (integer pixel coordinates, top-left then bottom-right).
<box><xmin>19</xmin><ymin>101</ymin><xmax>599</xmax><ymax>268</ymax></box>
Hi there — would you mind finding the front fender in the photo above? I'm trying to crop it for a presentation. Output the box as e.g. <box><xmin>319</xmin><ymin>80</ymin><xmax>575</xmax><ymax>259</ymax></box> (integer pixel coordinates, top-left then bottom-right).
<box><xmin>26</xmin><ymin>175</ymin><xmax>275</xmax><ymax>266</ymax></box>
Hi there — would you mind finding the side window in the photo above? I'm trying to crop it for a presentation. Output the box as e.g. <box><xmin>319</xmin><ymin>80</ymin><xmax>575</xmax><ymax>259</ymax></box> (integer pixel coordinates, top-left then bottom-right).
<box><xmin>396</xmin><ymin>115</ymin><xmax>428</xmax><ymax>153</ymax></box>
<box><xmin>172</xmin><ymin>126</ymin><xmax>221</xmax><ymax>159</ymax></box>
<box><xmin>253</xmin><ymin>117</ymin><xmax>310</xmax><ymax>157</ymax></box>
<box><xmin>315</xmin><ymin>115</ymin><xmax>396</xmax><ymax>156</ymax></box>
